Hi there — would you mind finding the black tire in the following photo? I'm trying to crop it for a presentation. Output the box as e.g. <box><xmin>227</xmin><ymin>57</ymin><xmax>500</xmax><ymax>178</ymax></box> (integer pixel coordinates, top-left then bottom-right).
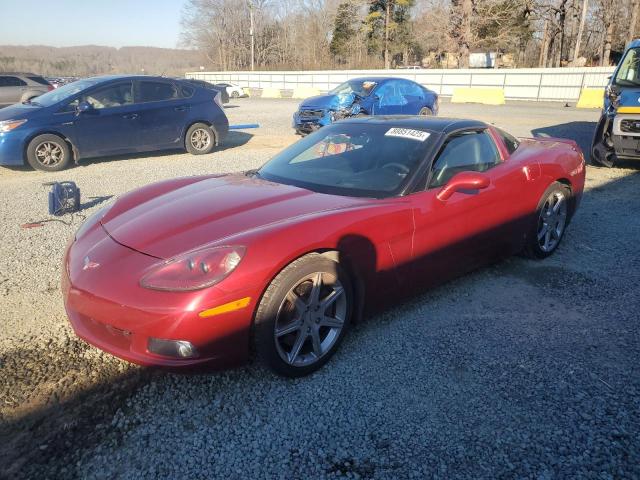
<box><xmin>418</xmin><ymin>107</ymin><xmax>433</xmax><ymax>116</ymax></box>
<box><xmin>253</xmin><ymin>253</ymin><xmax>354</xmax><ymax>377</ymax></box>
<box><xmin>231</xmin><ymin>91</ymin><xmax>240</xmax><ymax>98</ymax></box>
<box><xmin>524</xmin><ymin>182</ymin><xmax>571</xmax><ymax>259</ymax></box>
<box><xmin>185</xmin><ymin>123</ymin><xmax>216</xmax><ymax>155</ymax></box>
<box><xmin>26</xmin><ymin>134</ymin><xmax>71</xmax><ymax>172</ymax></box>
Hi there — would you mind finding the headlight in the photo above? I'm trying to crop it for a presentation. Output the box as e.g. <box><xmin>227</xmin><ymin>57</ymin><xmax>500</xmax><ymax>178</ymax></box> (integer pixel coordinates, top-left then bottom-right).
<box><xmin>75</xmin><ymin>204</ymin><xmax>112</xmax><ymax>240</ymax></box>
<box><xmin>0</xmin><ymin>119</ymin><xmax>27</xmax><ymax>133</ymax></box>
<box><xmin>140</xmin><ymin>245</ymin><xmax>246</xmax><ymax>291</ymax></box>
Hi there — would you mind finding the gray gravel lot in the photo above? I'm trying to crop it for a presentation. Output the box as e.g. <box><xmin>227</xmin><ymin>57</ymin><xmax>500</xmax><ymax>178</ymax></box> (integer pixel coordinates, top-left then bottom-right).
<box><xmin>1</xmin><ymin>99</ymin><xmax>639</xmax><ymax>479</ymax></box>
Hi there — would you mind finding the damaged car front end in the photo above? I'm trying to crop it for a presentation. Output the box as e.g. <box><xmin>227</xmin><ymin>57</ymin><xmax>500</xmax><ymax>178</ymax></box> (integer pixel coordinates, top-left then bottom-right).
<box><xmin>292</xmin><ymin>80</ymin><xmax>375</xmax><ymax>135</ymax></box>
<box><xmin>592</xmin><ymin>40</ymin><xmax>640</xmax><ymax>167</ymax></box>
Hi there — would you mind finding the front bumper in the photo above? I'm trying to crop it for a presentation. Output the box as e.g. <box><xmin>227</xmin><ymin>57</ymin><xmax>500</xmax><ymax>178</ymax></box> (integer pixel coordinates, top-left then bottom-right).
<box><xmin>292</xmin><ymin>109</ymin><xmax>333</xmax><ymax>133</ymax></box>
<box><xmin>62</xmin><ymin>226</ymin><xmax>258</xmax><ymax>369</ymax></box>
<box><xmin>0</xmin><ymin>129</ymin><xmax>29</xmax><ymax>166</ymax></box>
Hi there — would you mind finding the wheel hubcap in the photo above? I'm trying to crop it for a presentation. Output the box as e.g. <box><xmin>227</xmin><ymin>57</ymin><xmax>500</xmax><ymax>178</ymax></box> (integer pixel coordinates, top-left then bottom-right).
<box><xmin>274</xmin><ymin>272</ymin><xmax>347</xmax><ymax>367</ymax></box>
<box><xmin>35</xmin><ymin>141</ymin><xmax>63</xmax><ymax>166</ymax></box>
<box><xmin>190</xmin><ymin>129</ymin><xmax>211</xmax><ymax>151</ymax></box>
<box><xmin>537</xmin><ymin>190</ymin><xmax>567</xmax><ymax>252</ymax></box>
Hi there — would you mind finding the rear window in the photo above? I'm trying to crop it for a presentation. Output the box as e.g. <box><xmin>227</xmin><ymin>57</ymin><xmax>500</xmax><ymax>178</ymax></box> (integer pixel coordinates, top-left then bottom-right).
<box><xmin>0</xmin><ymin>76</ymin><xmax>27</xmax><ymax>87</ymax></box>
<box><xmin>27</xmin><ymin>76</ymin><xmax>51</xmax><ymax>86</ymax></box>
<box><xmin>137</xmin><ymin>81</ymin><xmax>179</xmax><ymax>102</ymax></box>
<box><xmin>496</xmin><ymin>128</ymin><xmax>520</xmax><ymax>154</ymax></box>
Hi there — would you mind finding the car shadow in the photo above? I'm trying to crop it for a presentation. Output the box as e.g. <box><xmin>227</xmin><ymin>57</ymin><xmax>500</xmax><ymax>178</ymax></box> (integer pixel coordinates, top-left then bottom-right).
<box><xmin>76</xmin><ymin>131</ymin><xmax>254</xmax><ymax>168</ymax></box>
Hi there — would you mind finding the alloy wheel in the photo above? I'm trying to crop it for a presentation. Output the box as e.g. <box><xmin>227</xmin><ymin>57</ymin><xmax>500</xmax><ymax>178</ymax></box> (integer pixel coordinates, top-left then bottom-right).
<box><xmin>537</xmin><ymin>190</ymin><xmax>567</xmax><ymax>252</ymax></box>
<box><xmin>35</xmin><ymin>141</ymin><xmax>64</xmax><ymax>166</ymax></box>
<box><xmin>274</xmin><ymin>272</ymin><xmax>347</xmax><ymax>367</ymax></box>
<box><xmin>190</xmin><ymin>128</ymin><xmax>211</xmax><ymax>151</ymax></box>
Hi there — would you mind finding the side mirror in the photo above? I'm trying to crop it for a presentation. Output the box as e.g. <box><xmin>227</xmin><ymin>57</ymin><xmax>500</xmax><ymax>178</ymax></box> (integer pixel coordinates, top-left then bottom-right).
<box><xmin>436</xmin><ymin>171</ymin><xmax>490</xmax><ymax>201</ymax></box>
<box><xmin>76</xmin><ymin>101</ymin><xmax>93</xmax><ymax>114</ymax></box>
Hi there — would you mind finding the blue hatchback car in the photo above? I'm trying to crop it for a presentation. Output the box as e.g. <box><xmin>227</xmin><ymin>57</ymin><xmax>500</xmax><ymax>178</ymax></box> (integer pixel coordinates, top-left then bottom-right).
<box><xmin>0</xmin><ymin>75</ymin><xmax>229</xmax><ymax>171</ymax></box>
<box><xmin>292</xmin><ymin>77</ymin><xmax>438</xmax><ymax>135</ymax></box>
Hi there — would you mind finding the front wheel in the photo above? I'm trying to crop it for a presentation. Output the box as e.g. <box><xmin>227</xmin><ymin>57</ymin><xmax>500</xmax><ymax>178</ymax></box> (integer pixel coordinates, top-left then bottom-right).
<box><xmin>524</xmin><ymin>182</ymin><xmax>570</xmax><ymax>259</ymax></box>
<box><xmin>418</xmin><ymin>107</ymin><xmax>433</xmax><ymax>116</ymax></box>
<box><xmin>26</xmin><ymin>134</ymin><xmax>71</xmax><ymax>171</ymax></box>
<box><xmin>185</xmin><ymin>123</ymin><xmax>216</xmax><ymax>155</ymax></box>
<box><xmin>231</xmin><ymin>90</ymin><xmax>240</xmax><ymax>98</ymax></box>
<box><xmin>253</xmin><ymin>253</ymin><xmax>353</xmax><ymax>377</ymax></box>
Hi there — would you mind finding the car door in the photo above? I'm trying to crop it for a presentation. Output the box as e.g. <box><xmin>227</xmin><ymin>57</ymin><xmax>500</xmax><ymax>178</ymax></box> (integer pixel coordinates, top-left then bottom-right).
<box><xmin>398</xmin><ymin>80</ymin><xmax>425</xmax><ymax>114</ymax></box>
<box><xmin>408</xmin><ymin>129</ymin><xmax>528</xmax><ymax>285</ymax></box>
<box><xmin>70</xmin><ymin>81</ymin><xmax>138</xmax><ymax>155</ymax></box>
<box><xmin>134</xmin><ymin>80</ymin><xmax>187</xmax><ymax>149</ymax></box>
<box><xmin>0</xmin><ymin>76</ymin><xmax>27</xmax><ymax>105</ymax></box>
<box><xmin>372</xmin><ymin>80</ymin><xmax>407</xmax><ymax>115</ymax></box>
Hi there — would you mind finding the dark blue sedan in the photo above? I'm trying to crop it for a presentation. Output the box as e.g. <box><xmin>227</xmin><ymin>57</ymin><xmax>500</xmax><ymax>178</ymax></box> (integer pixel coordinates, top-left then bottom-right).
<box><xmin>0</xmin><ymin>75</ymin><xmax>229</xmax><ymax>171</ymax></box>
<box><xmin>292</xmin><ymin>77</ymin><xmax>438</xmax><ymax>135</ymax></box>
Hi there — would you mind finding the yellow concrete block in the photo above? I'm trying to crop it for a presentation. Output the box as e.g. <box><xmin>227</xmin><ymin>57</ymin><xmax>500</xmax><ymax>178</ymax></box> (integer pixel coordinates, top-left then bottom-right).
<box><xmin>291</xmin><ymin>86</ymin><xmax>321</xmax><ymax>99</ymax></box>
<box><xmin>242</xmin><ymin>87</ymin><xmax>251</xmax><ymax>97</ymax></box>
<box><xmin>576</xmin><ymin>88</ymin><xmax>605</xmax><ymax>109</ymax></box>
<box><xmin>451</xmin><ymin>87</ymin><xmax>505</xmax><ymax>105</ymax></box>
<box><xmin>260</xmin><ymin>87</ymin><xmax>282</xmax><ymax>98</ymax></box>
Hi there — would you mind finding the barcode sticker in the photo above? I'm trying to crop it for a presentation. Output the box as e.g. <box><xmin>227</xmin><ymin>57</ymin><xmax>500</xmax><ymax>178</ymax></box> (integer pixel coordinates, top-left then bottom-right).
<box><xmin>384</xmin><ymin>127</ymin><xmax>430</xmax><ymax>142</ymax></box>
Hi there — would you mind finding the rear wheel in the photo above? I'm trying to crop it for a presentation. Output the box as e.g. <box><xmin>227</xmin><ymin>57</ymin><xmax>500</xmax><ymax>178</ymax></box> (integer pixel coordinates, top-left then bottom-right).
<box><xmin>253</xmin><ymin>253</ymin><xmax>353</xmax><ymax>377</ymax></box>
<box><xmin>26</xmin><ymin>134</ymin><xmax>71</xmax><ymax>171</ymax></box>
<box><xmin>185</xmin><ymin>123</ymin><xmax>215</xmax><ymax>155</ymax></box>
<box><xmin>524</xmin><ymin>182</ymin><xmax>570</xmax><ymax>259</ymax></box>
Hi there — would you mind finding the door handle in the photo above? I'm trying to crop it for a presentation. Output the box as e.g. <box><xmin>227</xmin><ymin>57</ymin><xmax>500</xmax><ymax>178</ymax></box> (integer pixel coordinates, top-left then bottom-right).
<box><xmin>174</xmin><ymin>106</ymin><xmax>190</xmax><ymax>112</ymax></box>
<box><xmin>122</xmin><ymin>113</ymin><xmax>139</xmax><ymax>119</ymax></box>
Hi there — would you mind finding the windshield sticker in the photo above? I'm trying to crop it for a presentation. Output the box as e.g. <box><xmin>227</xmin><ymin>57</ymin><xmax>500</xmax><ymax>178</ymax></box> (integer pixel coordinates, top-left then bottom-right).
<box><xmin>385</xmin><ymin>128</ymin><xmax>430</xmax><ymax>142</ymax></box>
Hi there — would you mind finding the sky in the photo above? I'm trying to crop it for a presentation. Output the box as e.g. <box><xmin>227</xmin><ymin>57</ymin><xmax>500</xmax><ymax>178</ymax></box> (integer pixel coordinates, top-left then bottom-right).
<box><xmin>0</xmin><ymin>0</ymin><xmax>188</xmax><ymax>48</ymax></box>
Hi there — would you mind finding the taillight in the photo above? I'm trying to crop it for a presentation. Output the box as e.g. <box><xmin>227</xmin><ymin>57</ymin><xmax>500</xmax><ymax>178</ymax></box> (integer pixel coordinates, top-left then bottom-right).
<box><xmin>47</xmin><ymin>85</ymin><xmax>54</xmax><ymax>91</ymax></box>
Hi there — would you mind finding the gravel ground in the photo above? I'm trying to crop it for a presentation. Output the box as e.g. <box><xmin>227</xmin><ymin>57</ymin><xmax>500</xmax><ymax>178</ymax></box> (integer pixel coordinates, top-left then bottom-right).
<box><xmin>1</xmin><ymin>99</ymin><xmax>639</xmax><ymax>479</ymax></box>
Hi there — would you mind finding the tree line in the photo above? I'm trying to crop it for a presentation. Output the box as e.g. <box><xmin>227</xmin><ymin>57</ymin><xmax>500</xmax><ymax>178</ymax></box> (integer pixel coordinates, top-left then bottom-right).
<box><xmin>181</xmin><ymin>0</ymin><xmax>640</xmax><ymax>70</ymax></box>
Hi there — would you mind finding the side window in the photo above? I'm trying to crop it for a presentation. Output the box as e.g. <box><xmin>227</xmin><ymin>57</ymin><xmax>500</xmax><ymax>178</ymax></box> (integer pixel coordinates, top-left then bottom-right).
<box><xmin>429</xmin><ymin>131</ymin><xmax>501</xmax><ymax>188</ymax></box>
<box><xmin>180</xmin><ymin>84</ymin><xmax>195</xmax><ymax>98</ymax></box>
<box><xmin>399</xmin><ymin>81</ymin><xmax>423</xmax><ymax>98</ymax></box>
<box><xmin>0</xmin><ymin>76</ymin><xmax>27</xmax><ymax>87</ymax></box>
<box><xmin>376</xmin><ymin>81</ymin><xmax>405</xmax><ymax>106</ymax></box>
<box><xmin>70</xmin><ymin>82</ymin><xmax>133</xmax><ymax>110</ymax></box>
<box><xmin>137</xmin><ymin>81</ymin><xmax>179</xmax><ymax>103</ymax></box>
<box><xmin>496</xmin><ymin>128</ymin><xmax>520</xmax><ymax>155</ymax></box>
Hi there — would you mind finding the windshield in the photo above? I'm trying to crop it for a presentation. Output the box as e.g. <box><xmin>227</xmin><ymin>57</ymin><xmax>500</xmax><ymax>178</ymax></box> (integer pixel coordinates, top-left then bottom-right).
<box><xmin>27</xmin><ymin>78</ymin><xmax>100</xmax><ymax>107</ymax></box>
<box><xmin>614</xmin><ymin>47</ymin><xmax>640</xmax><ymax>87</ymax></box>
<box><xmin>258</xmin><ymin>123</ymin><xmax>434</xmax><ymax>197</ymax></box>
<box><xmin>329</xmin><ymin>80</ymin><xmax>377</xmax><ymax>97</ymax></box>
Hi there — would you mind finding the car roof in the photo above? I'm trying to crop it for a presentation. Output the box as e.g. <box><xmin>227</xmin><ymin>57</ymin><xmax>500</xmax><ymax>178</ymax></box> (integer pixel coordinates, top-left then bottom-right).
<box><xmin>82</xmin><ymin>75</ymin><xmax>185</xmax><ymax>83</ymax></box>
<box><xmin>338</xmin><ymin>116</ymin><xmax>488</xmax><ymax>134</ymax></box>
<box><xmin>347</xmin><ymin>77</ymin><xmax>419</xmax><ymax>84</ymax></box>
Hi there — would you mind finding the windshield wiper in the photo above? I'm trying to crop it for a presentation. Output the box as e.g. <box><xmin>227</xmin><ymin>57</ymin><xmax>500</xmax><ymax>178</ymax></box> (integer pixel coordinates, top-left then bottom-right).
<box><xmin>615</xmin><ymin>79</ymin><xmax>640</xmax><ymax>87</ymax></box>
<box><xmin>245</xmin><ymin>169</ymin><xmax>261</xmax><ymax>178</ymax></box>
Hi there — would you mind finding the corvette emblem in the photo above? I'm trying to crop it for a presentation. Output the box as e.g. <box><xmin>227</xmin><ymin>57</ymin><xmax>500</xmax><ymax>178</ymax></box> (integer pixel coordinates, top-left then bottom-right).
<box><xmin>83</xmin><ymin>256</ymin><xmax>100</xmax><ymax>270</ymax></box>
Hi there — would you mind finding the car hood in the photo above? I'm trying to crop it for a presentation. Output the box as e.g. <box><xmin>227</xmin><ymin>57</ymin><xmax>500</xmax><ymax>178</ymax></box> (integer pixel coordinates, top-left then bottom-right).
<box><xmin>0</xmin><ymin>103</ymin><xmax>43</xmax><ymax>121</ymax></box>
<box><xmin>101</xmin><ymin>174</ymin><xmax>368</xmax><ymax>259</ymax></box>
<box><xmin>299</xmin><ymin>93</ymin><xmax>356</xmax><ymax>110</ymax></box>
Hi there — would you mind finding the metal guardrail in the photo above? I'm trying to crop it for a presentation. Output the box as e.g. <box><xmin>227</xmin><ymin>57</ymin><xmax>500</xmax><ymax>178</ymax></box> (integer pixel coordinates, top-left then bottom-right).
<box><xmin>187</xmin><ymin>67</ymin><xmax>615</xmax><ymax>102</ymax></box>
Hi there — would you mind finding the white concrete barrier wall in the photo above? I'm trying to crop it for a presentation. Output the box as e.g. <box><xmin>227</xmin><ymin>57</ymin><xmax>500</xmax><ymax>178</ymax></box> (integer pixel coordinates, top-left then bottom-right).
<box><xmin>186</xmin><ymin>67</ymin><xmax>615</xmax><ymax>102</ymax></box>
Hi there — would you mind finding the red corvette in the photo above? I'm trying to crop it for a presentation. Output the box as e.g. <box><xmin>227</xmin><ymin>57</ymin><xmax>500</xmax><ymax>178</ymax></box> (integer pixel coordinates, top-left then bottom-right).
<box><xmin>62</xmin><ymin>117</ymin><xmax>585</xmax><ymax>377</ymax></box>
